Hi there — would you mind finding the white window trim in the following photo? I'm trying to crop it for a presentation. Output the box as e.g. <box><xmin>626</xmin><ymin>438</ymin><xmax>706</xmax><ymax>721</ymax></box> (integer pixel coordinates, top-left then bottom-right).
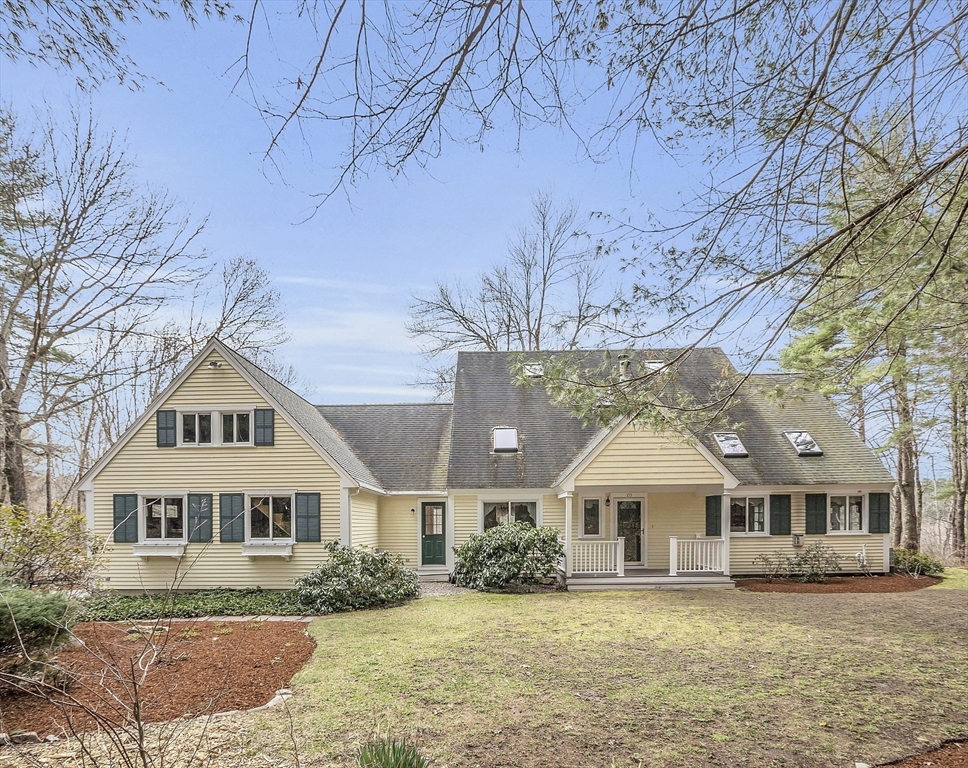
<box><xmin>827</xmin><ymin>493</ymin><xmax>867</xmax><ymax>535</ymax></box>
<box><xmin>579</xmin><ymin>496</ymin><xmax>604</xmax><ymax>539</ymax></box>
<box><xmin>728</xmin><ymin>494</ymin><xmax>771</xmax><ymax>537</ymax></box>
<box><xmin>174</xmin><ymin>406</ymin><xmax>259</xmax><ymax>447</ymax></box>
<box><xmin>135</xmin><ymin>491</ymin><xmax>189</xmax><ymax>554</ymax></box>
<box><xmin>478</xmin><ymin>497</ymin><xmax>542</xmax><ymax>532</ymax></box>
<box><xmin>243</xmin><ymin>490</ymin><xmax>296</xmax><ymax>544</ymax></box>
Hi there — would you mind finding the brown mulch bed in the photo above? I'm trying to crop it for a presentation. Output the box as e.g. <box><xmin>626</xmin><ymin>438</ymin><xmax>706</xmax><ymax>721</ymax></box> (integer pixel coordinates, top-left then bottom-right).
<box><xmin>0</xmin><ymin>620</ymin><xmax>315</xmax><ymax>739</ymax></box>
<box><xmin>883</xmin><ymin>740</ymin><xmax>968</xmax><ymax>767</ymax></box>
<box><xmin>737</xmin><ymin>573</ymin><xmax>942</xmax><ymax>593</ymax></box>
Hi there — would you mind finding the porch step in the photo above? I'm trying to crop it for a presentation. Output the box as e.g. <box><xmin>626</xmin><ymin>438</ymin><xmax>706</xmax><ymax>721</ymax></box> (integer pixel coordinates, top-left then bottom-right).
<box><xmin>566</xmin><ymin>575</ymin><xmax>735</xmax><ymax>591</ymax></box>
<box><xmin>417</xmin><ymin>568</ymin><xmax>451</xmax><ymax>583</ymax></box>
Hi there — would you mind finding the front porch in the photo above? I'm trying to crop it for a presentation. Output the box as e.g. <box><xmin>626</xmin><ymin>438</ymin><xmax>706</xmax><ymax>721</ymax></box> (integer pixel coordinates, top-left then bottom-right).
<box><xmin>558</xmin><ymin>487</ymin><xmax>735</xmax><ymax>591</ymax></box>
<box><xmin>560</xmin><ymin>536</ymin><xmax>735</xmax><ymax>591</ymax></box>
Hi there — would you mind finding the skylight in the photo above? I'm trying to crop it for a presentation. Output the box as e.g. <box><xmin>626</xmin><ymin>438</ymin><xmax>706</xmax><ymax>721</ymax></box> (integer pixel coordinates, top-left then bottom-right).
<box><xmin>641</xmin><ymin>360</ymin><xmax>664</xmax><ymax>372</ymax></box>
<box><xmin>784</xmin><ymin>431</ymin><xmax>823</xmax><ymax>456</ymax></box>
<box><xmin>713</xmin><ymin>432</ymin><xmax>748</xmax><ymax>458</ymax></box>
<box><xmin>523</xmin><ymin>362</ymin><xmax>544</xmax><ymax>378</ymax></box>
<box><xmin>493</xmin><ymin>427</ymin><xmax>519</xmax><ymax>453</ymax></box>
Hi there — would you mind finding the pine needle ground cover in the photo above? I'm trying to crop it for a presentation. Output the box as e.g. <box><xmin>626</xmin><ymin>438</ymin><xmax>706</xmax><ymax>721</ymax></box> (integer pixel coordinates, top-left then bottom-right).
<box><xmin>261</xmin><ymin>586</ymin><xmax>967</xmax><ymax>768</ymax></box>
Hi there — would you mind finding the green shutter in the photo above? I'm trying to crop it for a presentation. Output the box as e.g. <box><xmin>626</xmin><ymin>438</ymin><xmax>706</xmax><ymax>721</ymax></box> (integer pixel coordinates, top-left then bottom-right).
<box><xmin>113</xmin><ymin>494</ymin><xmax>138</xmax><ymax>543</ymax></box>
<box><xmin>295</xmin><ymin>493</ymin><xmax>321</xmax><ymax>542</ymax></box>
<box><xmin>188</xmin><ymin>493</ymin><xmax>213</xmax><ymax>543</ymax></box>
<box><xmin>219</xmin><ymin>494</ymin><xmax>245</xmax><ymax>542</ymax></box>
<box><xmin>869</xmin><ymin>493</ymin><xmax>891</xmax><ymax>534</ymax></box>
<box><xmin>705</xmin><ymin>495</ymin><xmax>722</xmax><ymax>537</ymax></box>
<box><xmin>805</xmin><ymin>493</ymin><xmax>827</xmax><ymax>534</ymax></box>
<box><xmin>769</xmin><ymin>494</ymin><xmax>792</xmax><ymax>535</ymax></box>
<box><xmin>254</xmin><ymin>409</ymin><xmax>275</xmax><ymax>446</ymax></box>
<box><xmin>156</xmin><ymin>410</ymin><xmax>176</xmax><ymax>447</ymax></box>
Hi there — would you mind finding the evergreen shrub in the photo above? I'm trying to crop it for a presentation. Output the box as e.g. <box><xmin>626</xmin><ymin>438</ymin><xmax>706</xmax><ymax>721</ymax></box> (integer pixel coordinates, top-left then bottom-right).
<box><xmin>0</xmin><ymin>584</ymin><xmax>73</xmax><ymax>656</ymax></box>
<box><xmin>892</xmin><ymin>549</ymin><xmax>945</xmax><ymax>577</ymax></box>
<box><xmin>452</xmin><ymin>522</ymin><xmax>563</xmax><ymax>591</ymax></box>
<box><xmin>293</xmin><ymin>541</ymin><xmax>419</xmax><ymax>614</ymax></box>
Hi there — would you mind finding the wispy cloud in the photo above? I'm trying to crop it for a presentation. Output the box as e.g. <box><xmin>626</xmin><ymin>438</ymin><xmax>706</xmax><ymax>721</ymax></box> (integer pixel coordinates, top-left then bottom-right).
<box><xmin>277</xmin><ymin>275</ymin><xmax>398</xmax><ymax>295</ymax></box>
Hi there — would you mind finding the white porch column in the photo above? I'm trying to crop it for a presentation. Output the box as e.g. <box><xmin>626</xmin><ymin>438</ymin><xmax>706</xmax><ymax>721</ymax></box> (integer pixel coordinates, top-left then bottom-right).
<box><xmin>721</xmin><ymin>492</ymin><xmax>731</xmax><ymax>576</ymax></box>
<box><xmin>669</xmin><ymin>536</ymin><xmax>678</xmax><ymax>576</ymax></box>
<box><xmin>561</xmin><ymin>491</ymin><xmax>573</xmax><ymax>577</ymax></box>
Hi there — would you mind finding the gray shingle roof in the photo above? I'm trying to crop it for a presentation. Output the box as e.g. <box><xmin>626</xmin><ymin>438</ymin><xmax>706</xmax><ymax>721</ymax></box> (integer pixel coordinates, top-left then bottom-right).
<box><xmin>447</xmin><ymin>351</ymin><xmax>603</xmax><ymax>489</ymax></box>
<box><xmin>220</xmin><ymin>341</ymin><xmax>893</xmax><ymax>492</ymax></box>
<box><xmin>316</xmin><ymin>404</ymin><xmax>452</xmax><ymax>492</ymax></box>
<box><xmin>696</xmin><ymin>373</ymin><xmax>895</xmax><ymax>486</ymax></box>
<box><xmin>218</xmin><ymin>344</ymin><xmax>382</xmax><ymax>490</ymax></box>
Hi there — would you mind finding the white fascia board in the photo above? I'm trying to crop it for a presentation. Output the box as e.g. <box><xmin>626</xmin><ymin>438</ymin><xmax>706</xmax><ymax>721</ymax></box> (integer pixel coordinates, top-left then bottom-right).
<box><xmin>732</xmin><ymin>483</ymin><xmax>896</xmax><ymax>494</ymax></box>
<box><xmin>385</xmin><ymin>490</ymin><xmax>448</xmax><ymax>496</ymax></box>
<box><xmin>690</xmin><ymin>440</ymin><xmax>741</xmax><ymax>490</ymax></box>
<box><xmin>448</xmin><ymin>487</ymin><xmax>557</xmax><ymax>495</ymax></box>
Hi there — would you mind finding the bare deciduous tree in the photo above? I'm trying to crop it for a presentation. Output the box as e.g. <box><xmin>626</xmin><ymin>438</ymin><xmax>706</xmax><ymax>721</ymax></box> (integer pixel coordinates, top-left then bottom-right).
<box><xmin>0</xmin><ymin>109</ymin><xmax>290</xmax><ymax>510</ymax></box>
<box><xmin>407</xmin><ymin>192</ymin><xmax>618</xmax><ymax>397</ymax></box>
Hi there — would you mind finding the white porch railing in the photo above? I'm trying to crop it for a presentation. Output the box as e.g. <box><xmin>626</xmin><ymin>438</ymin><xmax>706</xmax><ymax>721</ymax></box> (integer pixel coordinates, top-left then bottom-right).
<box><xmin>669</xmin><ymin>537</ymin><xmax>725</xmax><ymax>575</ymax></box>
<box><xmin>571</xmin><ymin>538</ymin><xmax>625</xmax><ymax>576</ymax></box>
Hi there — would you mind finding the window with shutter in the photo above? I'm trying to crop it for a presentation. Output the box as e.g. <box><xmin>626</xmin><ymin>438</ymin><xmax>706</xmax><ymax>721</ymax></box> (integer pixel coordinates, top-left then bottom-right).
<box><xmin>113</xmin><ymin>495</ymin><xmax>139</xmax><ymax>543</ymax></box>
<box><xmin>769</xmin><ymin>495</ymin><xmax>791</xmax><ymax>535</ymax></box>
<box><xmin>156</xmin><ymin>410</ymin><xmax>176</xmax><ymax>447</ymax></box>
<box><xmin>219</xmin><ymin>494</ymin><xmax>246</xmax><ymax>542</ymax></box>
<box><xmin>869</xmin><ymin>493</ymin><xmax>891</xmax><ymax>534</ymax></box>
<box><xmin>254</xmin><ymin>409</ymin><xmax>275</xmax><ymax>446</ymax></box>
<box><xmin>705</xmin><ymin>495</ymin><xmax>722</xmax><ymax>536</ymax></box>
<box><xmin>805</xmin><ymin>494</ymin><xmax>827</xmax><ymax>534</ymax></box>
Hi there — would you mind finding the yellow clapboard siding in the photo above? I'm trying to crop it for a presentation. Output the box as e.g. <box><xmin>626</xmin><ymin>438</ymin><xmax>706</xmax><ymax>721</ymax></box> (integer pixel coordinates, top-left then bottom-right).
<box><xmin>351</xmin><ymin>492</ymin><xmax>379</xmax><ymax>549</ymax></box>
<box><xmin>542</xmin><ymin>494</ymin><xmax>564</xmax><ymax>531</ymax></box>
<box><xmin>646</xmin><ymin>493</ymin><xmax>706</xmax><ymax>569</ymax></box>
<box><xmin>453</xmin><ymin>495</ymin><xmax>478</xmax><ymax>548</ymax></box>
<box><xmin>576</xmin><ymin>424</ymin><xmax>723</xmax><ymax>486</ymax></box>
<box><xmin>377</xmin><ymin>496</ymin><xmax>419</xmax><ymax>568</ymax></box>
<box><xmin>728</xmin><ymin>493</ymin><xmax>886</xmax><ymax>574</ymax></box>
<box><xmin>93</xmin><ymin>350</ymin><xmax>342</xmax><ymax>591</ymax></box>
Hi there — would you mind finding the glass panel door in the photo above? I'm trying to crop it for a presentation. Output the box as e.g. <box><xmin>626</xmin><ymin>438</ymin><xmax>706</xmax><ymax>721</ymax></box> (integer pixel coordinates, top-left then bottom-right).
<box><xmin>617</xmin><ymin>500</ymin><xmax>643</xmax><ymax>564</ymax></box>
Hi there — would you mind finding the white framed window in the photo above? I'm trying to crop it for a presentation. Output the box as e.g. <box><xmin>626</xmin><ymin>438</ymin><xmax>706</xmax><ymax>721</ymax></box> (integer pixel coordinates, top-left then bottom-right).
<box><xmin>221</xmin><ymin>412</ymin><xmax>252</xmax><ymax>444</ymax></box>
<box><xmin>829</xmin><ymin>495</ymin><xmax>864</xmax><ymax>533</ymax></box>
<box><xmin>729</xmin><ymin>496</ymin><xmax>767</xmax><ymax>534</ymax></box>
<box><xmin>141</xmin><ymin>494</ymin><xmax>187</xmax><ymax>542</ymax></box>
<box><xmin>482</xmin><ymin>499</ymin><xmax>537</xmax><ymax>530</ymax></box>
<box><xmin>181</xmin><ymin>413</ymin><xmax>213</xmax><ymax>445</ymax></box>
<box><xmin>582</xmin><ymin>498</ymin><xmax>602</xmax><ymax>537</ymax></box>
<box><xmin>247</xmin><ymin>494</ymin><xmax>294</xmax><ymax>541</ymax></box>
<box><xmin>176</xmin><ymin>408</ymin><xmax>256</xmax><ymax>446</ymax></box>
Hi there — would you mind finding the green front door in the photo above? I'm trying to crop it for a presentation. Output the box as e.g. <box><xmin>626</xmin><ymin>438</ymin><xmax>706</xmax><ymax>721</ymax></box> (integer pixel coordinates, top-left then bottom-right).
<box><xmin>421</xmin><ymin>501</ymin><xmax>446</xmax><ymax>565</ymax></box>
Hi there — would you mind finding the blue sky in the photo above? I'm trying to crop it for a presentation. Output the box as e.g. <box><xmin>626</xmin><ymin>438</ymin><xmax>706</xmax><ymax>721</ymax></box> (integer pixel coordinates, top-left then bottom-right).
<box><xmin>2</xmin><ymin>12</ymin><xmax>708</xmax><ymax>403</ymax></box>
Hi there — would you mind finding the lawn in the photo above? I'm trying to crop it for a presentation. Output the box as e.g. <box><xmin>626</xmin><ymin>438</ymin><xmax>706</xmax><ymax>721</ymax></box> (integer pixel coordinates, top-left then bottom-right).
<box><xmin>251</xmin><ymin>584</ymin><xmax>967</xmax><ymax>768</ymax></box>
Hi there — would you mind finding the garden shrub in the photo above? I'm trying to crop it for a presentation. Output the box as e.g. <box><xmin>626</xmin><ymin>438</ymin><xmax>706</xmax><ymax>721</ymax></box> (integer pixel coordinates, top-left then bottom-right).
<box><xmin>788</xmin><ymin>542</ymin><xmax>842</xmax><ymax>582</ymax></box>
<box><xmin>753</xmin><ymin>550</ymin><xmax>791</xmax><ymax>582</ymax></box>
<box><xmin>892</xmin><ymin>549</ymin><xmax>945</xmax><ymax>577</ymax></box>
<box><xmin>452</xmin><ymin>522</ymin><xmax>564</xmax><ymax>591</ymax></box>
<box><xmin>0</xmin><ymin>584</ymin><xmax>73</xmax><ymax>656</ymax></box>
<box><xmin>357</xmin><ymin>736</ymin><xmax>429</xmax><ymax>768</ymax></box>
<box><xmin>293</xmin><ymin>541</ymin><xmax>419</xmax><ymax>614</ymax></box>
<box><xmin>0</xmin><ymin>504</ymin><xmax>102</xmax><ymax>590</ymax></box>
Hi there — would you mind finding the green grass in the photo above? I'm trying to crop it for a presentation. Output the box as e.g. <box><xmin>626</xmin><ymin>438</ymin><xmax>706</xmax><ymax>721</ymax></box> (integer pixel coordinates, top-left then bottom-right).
<box><xmin>931</xmin><ymin>567</ymin><xmax>968</xmax><ymax>590</ymax></box>
<box><xmin>251</xmin><ymin>588</ymin><xmax>967</xmax><ymax>768</ymax></box>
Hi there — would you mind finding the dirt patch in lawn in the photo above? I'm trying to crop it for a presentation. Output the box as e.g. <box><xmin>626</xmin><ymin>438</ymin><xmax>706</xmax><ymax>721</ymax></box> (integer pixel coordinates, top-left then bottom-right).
<box><xmin>0</xmin><ymin>620</ymin><xmax>315</xmax><ymax>739</ymax></box>
<box><xmin>737</xmin><ymin>573</ymin><xmax>942</xmax><ymax>592</ymax></box>
<box><xmin>883</xmin><ymin>739</ymin><xmax>968</xmax><ymax>767</ymax></box>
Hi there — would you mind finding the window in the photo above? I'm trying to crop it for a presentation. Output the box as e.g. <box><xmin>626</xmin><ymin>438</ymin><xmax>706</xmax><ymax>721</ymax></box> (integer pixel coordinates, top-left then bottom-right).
<box><xmin>713</xmin><ymin>432</ymin><xmax>749</xmax><ymax>458</ymax></box>
<box><xmin>784</xmin><ymin>430</ymin><xmax>823</xmax><ymax>456</ymax></box>
<box><xmin>182</xmin><ymin>413</ymin><xmax>212</xmax><ymax>445</ymax></box>
<box><xmin>730</xmin><ymin>497</ymin><xmax>766</xmax><ymax>534</ymax></box>
<box><xmin>523</xmin><ymin>362</ymin><xmax>544</xmax><ymax>378</ymax></box>
<box><xmin>222</xmin><ymin>412</ymin><xmax>251</xmax><ymax>444</ymax></box>
<box><xmin>483</xmin><ymin>500</ymin><xmax>536</xmax><ymax>530</ymax></box>
<box><xmin>492</xmin><ymin>428</ymin><xmax>519</xmax><ymax>453</ymax></box>
<box><xmin>830</xmin><ymin>495</ymin><xmax>864</xmax><ymax>532</ymax></box>
<box><xmin>582</xmin><ymin>498</ymin><xmax>601</xmax><ymax>537</ymax></box>
<box><xmin>249</xmin><ymin>496</ymin><xmax>293</xmax><ymax>540</ymax></box>
<box><xmin>144</xmin><ymin>496</ymin><xmax>185</xmax><ymax>540</ymax></box>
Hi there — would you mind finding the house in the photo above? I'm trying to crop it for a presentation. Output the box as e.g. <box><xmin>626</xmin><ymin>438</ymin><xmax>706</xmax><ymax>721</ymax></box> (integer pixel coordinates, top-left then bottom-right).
<box><xmin>78</xmin><ymin>339</ymin><xmax>895</xmax><ymax>592</ymax></box>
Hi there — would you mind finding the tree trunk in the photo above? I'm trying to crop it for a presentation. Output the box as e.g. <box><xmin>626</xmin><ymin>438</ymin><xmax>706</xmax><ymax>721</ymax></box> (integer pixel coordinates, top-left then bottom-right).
<box><xmin>893</xmin><ymin>375</ymin><xmax>920</xmax><ymax>550</ymax></box>
<box><xmin>950</xmin><ymin>382</ymin><xmax>968</xmax><ymax>563</ymax></box>
<box><xmin>1</xmin><ymin>390</ymin><xmax>28</xmax><ymax>507</ymax></box>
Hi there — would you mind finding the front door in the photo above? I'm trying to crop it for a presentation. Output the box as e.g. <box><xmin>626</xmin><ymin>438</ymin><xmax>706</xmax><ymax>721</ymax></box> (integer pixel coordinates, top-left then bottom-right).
<box><xmin>421</xmin><ymin>501</ymin><xmax>446</xmax><ymax>565</ymax></box>
<box><xmin>617</xmin><ymin>500</ymin><xmax>643</xmax><ymax>564</ymax></box>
